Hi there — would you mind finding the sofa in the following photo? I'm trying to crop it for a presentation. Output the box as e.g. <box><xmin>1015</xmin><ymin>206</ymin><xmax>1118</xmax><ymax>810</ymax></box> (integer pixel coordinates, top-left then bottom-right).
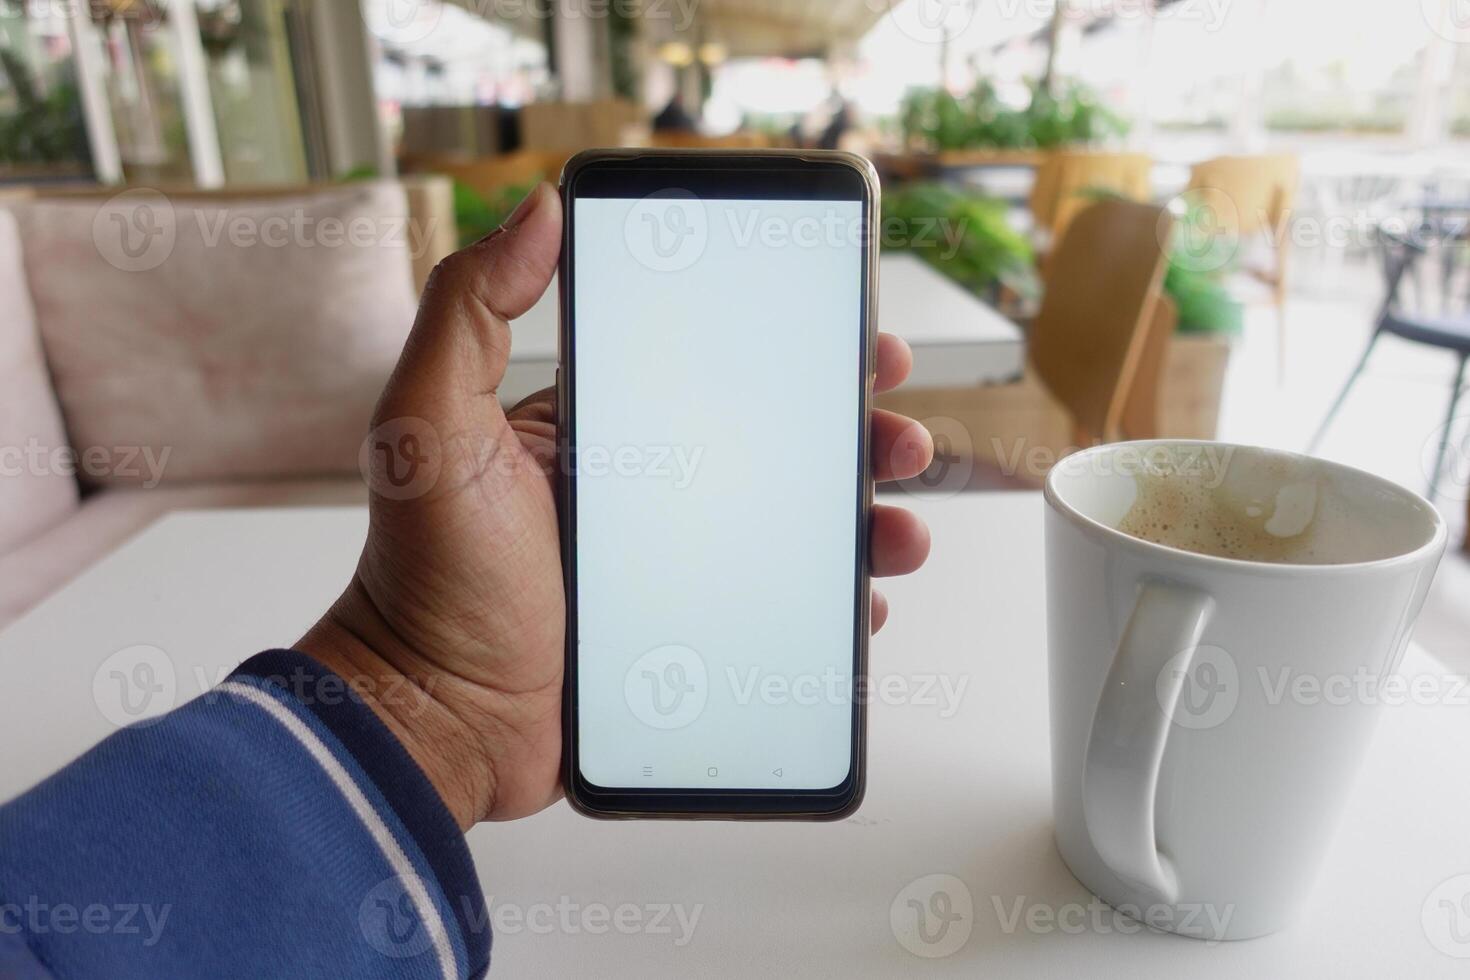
<box><xmin>0</xmin><ymin>176</ymin><xmax>456</xmax><ymax>627</ymax></box>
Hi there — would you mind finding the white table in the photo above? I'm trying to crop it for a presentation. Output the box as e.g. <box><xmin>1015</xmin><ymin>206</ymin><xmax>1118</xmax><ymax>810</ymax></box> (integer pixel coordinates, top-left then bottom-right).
<box><xmin>1</xmin><ymin>496</ymin><xmax>1467</xmax><ymax>976</ymax></box>
<box><xmin>501</xmin><ymin>253</ymin><xmax>1024</xmax><ymax>405</ymax></box>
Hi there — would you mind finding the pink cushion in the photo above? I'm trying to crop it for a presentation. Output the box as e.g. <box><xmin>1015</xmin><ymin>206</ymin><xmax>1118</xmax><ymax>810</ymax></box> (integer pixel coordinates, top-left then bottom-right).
<box><xmin>0</xmin><ymin>209</ymin><xmax>78</xmax><ymax>551</ymax></box>
<box><xmin>16</xmin><ymin>183</ymin><xmax>419</xmax><ymax>488</ymax></box>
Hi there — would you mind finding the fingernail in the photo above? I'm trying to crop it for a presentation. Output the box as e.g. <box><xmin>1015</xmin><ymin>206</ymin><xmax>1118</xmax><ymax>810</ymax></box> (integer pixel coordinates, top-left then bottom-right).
<box><xmin>504</xmin><ymin>183</ymin><xmax>546</xmax><ymax>229</ymax></box>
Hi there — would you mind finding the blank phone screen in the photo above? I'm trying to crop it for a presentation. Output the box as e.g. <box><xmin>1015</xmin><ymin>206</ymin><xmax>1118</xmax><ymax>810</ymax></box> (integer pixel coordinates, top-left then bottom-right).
<box><xmin>571</xmin><ymin>191</ymin><xmax>866</xmax><ymax>791</ymax></box>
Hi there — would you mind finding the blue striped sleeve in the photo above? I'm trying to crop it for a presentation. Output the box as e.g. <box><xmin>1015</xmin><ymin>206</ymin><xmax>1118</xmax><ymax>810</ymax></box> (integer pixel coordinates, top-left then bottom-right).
<box><xmin>0</xmin><ymin>650</ymin><xmax>490</xmax><ymax>979</ymax></box>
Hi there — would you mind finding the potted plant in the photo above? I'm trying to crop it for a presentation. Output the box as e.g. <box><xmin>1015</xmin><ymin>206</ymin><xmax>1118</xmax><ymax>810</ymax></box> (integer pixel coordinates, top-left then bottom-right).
<box><xmin>881</xmin><ymin>181</ymin><xmax>1038</xmax><ymax>309</ymax></box>
<box><xmin>899</xmin><ymin>79</ymin><xmax>1128</xmax><ymax>156</ymax></box>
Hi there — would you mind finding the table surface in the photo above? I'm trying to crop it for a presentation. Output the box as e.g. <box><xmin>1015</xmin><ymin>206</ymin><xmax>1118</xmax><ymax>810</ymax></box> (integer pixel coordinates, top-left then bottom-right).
<box><xmin>1</xmin><ymin>495</ymin><xmax>1467</xmax><ymax>976</ymax></box>
<box><xmin>501</xmin><ymin>253</ymin><xmax>1024</xmax><ymax>404</ymax></box>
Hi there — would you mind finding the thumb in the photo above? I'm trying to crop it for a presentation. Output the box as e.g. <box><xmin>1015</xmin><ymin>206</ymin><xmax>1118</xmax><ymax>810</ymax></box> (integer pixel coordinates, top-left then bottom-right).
<box><xmin>390</xmin><ymin>182</ymin><xmax>563</xmax><ymax>405</ymax></box>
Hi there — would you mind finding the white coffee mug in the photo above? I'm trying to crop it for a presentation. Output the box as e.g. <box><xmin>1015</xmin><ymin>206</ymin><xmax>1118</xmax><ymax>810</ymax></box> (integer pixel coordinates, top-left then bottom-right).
<box><xmin>1044</xmin><ymin>441</ymin><xmax>1446</xmax><ymax>940</ymax></box>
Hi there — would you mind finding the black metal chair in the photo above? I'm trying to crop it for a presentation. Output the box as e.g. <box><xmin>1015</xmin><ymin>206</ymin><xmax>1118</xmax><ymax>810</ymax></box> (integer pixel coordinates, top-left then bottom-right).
<box><xmin>1308</xmin><ymin>225</ymin><xmax>1470</xmax><ymax>498</ymax></box>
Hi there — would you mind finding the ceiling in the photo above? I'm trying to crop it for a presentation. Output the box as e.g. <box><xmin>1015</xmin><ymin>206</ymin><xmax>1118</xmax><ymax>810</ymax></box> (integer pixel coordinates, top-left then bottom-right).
<box><xmin>464</xmin><ymin>0</ymin><xmax>892</xmax><ymax>58</ymax></box>
<box><xmin>684</xmin><ymin>0</ymin><xmax>892</xmax><ymax>57</ymax></box>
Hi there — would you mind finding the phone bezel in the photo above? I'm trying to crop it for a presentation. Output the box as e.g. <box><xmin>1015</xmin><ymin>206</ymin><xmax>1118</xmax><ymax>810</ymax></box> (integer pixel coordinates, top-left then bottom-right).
<box><xmin>557</xmin><ymin>149</ymin><xmax>879</xmax><ymax>819</ymax></box>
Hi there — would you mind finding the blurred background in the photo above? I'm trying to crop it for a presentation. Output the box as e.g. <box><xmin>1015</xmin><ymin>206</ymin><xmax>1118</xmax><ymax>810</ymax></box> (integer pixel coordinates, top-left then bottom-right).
<box><xmin>1</xmin><ymin>0</ymin><xmax>1468</xmax><ymax>663</ymax></box>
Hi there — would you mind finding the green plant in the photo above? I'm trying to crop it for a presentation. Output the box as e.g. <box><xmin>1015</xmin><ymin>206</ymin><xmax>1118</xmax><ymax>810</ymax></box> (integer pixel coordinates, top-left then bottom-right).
<box><xmin>900</xmin><ymin>79</ymin><xmax>1127</xmax><ymax>152</ymax></box>
<box><xmin>0</xmin><ymin>47</ymin><xmax>86</xmax><ymax>167</ymax></box>
<box><xmin>341</xmin><ymin>166</ymin><xmax>537</xmax><ymax>248</ymax></box>
<box><xmin>1163</xmin><ymin>197</ymin><xmax>1243</xmax><ymax>335</ymax></box>
<box><xmin>1164</xmin><ymin>262</ymin><xmax>1242</xmax><ymax>334</ymax></box>
<box><xmin>453</xmin><ymin>178</ymin><xmax>539</xmax><ymax>247</ymax></box>
<box><xmin>882</xmin><ymin>182</ymin><xmax>1037</xmax><ymax>301</ymax></box>
<box><xmin>337</xmin><ymin>164</ymin><xmax>379</xmax><ymax>182</ymax></box>
<box><xmin>608</xmin><ymin>5</ymin><xmax>637</xmax><ymax>102</ymax></box>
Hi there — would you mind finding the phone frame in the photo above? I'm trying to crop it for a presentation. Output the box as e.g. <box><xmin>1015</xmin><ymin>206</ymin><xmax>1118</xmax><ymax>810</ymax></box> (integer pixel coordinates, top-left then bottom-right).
<box><xmin>556</xmin><ymin>148</ymin><xmax>879</xmax><ymax>819</ymax></box>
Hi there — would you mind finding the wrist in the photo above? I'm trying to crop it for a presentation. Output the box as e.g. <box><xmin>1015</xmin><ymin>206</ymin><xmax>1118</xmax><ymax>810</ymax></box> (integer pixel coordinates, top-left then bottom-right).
<box><xmin>296</xmin><ymin>579</ymin><xmax>495</xmax><ymax>831</ymax></box>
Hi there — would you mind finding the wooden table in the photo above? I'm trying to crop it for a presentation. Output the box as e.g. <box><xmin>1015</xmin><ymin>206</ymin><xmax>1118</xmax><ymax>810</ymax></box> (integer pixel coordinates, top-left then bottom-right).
<box><xmin>1</xmin><ymin>496</ymin><xmax>1467</xmax><ymax>975</ymax></box>
<box><xmin>499</xmin><ymin>253</ymin><xmax>1024</xmax><ymax>406</ymax></box>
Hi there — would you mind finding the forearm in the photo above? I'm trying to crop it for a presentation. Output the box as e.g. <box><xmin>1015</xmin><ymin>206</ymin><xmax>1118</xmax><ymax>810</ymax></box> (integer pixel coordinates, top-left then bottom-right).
<box><xmin>0</xmin><ymin>650</ymin><xmax>489</xmax><ymax>979</ymax></box>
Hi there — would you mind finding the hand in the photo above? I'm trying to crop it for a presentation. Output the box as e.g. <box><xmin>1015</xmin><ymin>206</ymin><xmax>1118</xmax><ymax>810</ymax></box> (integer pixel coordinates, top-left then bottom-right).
<box><xmin>298</xmin><ymin>184</ymin><xmax>935</xmax><ymax>829</ymax></box>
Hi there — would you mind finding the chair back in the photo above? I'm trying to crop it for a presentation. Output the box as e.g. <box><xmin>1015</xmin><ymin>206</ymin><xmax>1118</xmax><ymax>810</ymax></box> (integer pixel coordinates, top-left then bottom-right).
<box><xmin>520</xmin><ymin>99</ymin><xmax>644</xmax><ymax>151</ymax></box>
<box><xmin>648</xmin><ymin>131</ymin><xmax>772</xmax><ymax>149</ymax></box>
<box><xmin>1374</xmin><ymin>220</ymin><xmax>1470</xmax><ymax>322</ymax></box>
<box><xmin>1119</xmin><ymin>292</ymin><xmax>1178</xmax><ymax>441</ymax></box>
<box><xmin>402</xmin><ymin>150</ymin><xmax>569</xmax><ymax>199</ymax></box>
<box><xmin>1029</xmin><ymin>151</ymin><xmax>1152</xmax><ymax>245</ymax></box>
<box><xmin>1030</xmin><ymin>199</ymin><xmax>1173</xmax><ymax>445</ymax></box>
<box><xmin>1185</xmin><ymin>154</ymin><xmax>1298</xmax><ymax>239</ymax></box>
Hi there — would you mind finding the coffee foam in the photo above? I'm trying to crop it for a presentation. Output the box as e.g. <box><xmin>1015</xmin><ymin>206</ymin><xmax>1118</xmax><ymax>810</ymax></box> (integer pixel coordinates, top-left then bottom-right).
<box><xmin>1114</xmin><ymin>452</ymin><xmax>1392</xmax><ymax>564</ymax></box>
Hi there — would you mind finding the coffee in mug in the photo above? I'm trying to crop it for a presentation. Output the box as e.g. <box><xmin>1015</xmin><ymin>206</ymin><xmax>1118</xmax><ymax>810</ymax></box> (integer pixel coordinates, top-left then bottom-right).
<box><xmin>1113</xmin><ymin>447</ymin><xmax>1413</xmax><ymax>565</ymax></box>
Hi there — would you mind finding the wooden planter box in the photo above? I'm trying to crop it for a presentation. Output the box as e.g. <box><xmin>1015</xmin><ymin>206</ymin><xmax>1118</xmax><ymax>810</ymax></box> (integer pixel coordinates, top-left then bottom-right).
<box><xmin>877</xmin><ymin>333</ymin><xmax>1233</xmax><ymax>486</ymax></box>
<box><xmin>1154</xmin><ymin>333</ymin><xmax>1233</xmax><ymax>441</ymax></box>
<box><xmin>874</xmin><ymin>149</ymin><xmax>1045</xmax><ymax>182</ymax></box>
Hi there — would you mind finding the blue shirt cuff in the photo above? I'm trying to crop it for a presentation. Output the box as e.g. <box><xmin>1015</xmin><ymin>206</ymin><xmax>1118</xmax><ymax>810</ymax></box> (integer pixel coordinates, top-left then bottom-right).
<box><xmin>230</xmin><ymin>650</ymin><xmax>489</xmax><ymax>978</ymax></box>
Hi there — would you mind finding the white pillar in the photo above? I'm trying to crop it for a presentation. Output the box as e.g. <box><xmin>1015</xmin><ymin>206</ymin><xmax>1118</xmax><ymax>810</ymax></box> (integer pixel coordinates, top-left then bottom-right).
<box><xmin>1227</xmin><ymin>0</ymin><xmax>1268</xmax><ymax>151</ymax></box>
<box><xmin>167</xmin><ymin>0</ymin><xmax>225</xmax><ymax>187</ymax></box>
<box><xmin>1130</xmin><ymin>3</ymin><xmax>1158</xmax><ymax>151</ymax></box>
<box><xmin>65</xmin><ymin>9</ymin><xmax>122</xmax><ymax>184</ymax></box>
<box><xmin>1408</xmin><ymin>0</ymin><xmax>1457</xmax><ymax>147</ymax></box>
<box><xmin>553</xmin><ymin>7</ymin><xmax>611</xmax><ymax>101</ymax></box>
<box><xmin>307</xmin><ymin>0</ymin><xmax>391</xmax><ymax>178</ymax></box>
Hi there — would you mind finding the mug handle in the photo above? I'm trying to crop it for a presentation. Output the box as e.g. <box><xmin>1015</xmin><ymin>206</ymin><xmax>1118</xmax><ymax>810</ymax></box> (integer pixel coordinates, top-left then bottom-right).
<box><xmin>1082</xmin><ymin>580</ymin><xmax>1213</xmax><ymax>904</ymax></box>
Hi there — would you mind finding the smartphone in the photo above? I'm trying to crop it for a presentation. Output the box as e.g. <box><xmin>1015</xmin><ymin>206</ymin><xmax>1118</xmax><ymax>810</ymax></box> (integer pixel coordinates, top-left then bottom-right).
<box><xmin>557</xmin><ymin>149</ymin><xmax>878</xmax><ymax>819</ymax></box>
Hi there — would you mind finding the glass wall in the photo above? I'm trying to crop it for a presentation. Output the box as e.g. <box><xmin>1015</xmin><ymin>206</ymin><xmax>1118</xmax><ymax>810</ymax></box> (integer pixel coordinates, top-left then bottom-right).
<box><xmin>0</xmin><ymin>2</ymin><xmax>91</xmax><ymax>182</ymax></box>
<box><xmin>97</xmin><ymin>3</ymin><xmax>194</xmax><ymax>183</ymax></box>
<box><xmin>2</xmin><ymin>0</ymin><xmax>313</xmax><ymax>187</ymax></box>
<box><xmin>198</xmin><ymin>0</ymin><xmax>308</xmax><ymax>184</ymax></box>
<box><xmin>362</xmin><ymin>0</ymin><xmax>548</xmax><ymax>160</ymax></box>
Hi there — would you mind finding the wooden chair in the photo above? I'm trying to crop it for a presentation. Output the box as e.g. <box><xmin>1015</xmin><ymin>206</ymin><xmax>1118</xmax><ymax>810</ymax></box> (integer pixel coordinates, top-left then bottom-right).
<box><xmin>519</xmin><ymin>99</ymin><xmax>644</xmax><ymax>151</ymax></box>
<box><xmin>1028</xmin><ymin>151</ymin><xmax>1152</xmax><ymax>250</ymax></box>
<box><xmin>1184</xmin><ymin>154</ymin><xmax>1298</xmax><ymax>371</ymax></box>
<box><xmin>647</xmin><ymin>131</ymin><xmax>772</xmax><ymax>150</ymax></box>
<box><xmin>935</xmin><ymin>148</ymin><xmax>1046</xmax><ymax>169</ymax></box>
<box><xmin>400</xmin><ymin>150</ymin><xmax>570</xmax><ymax>203</ymax></box>
<box><xmin>1029</xmin><ymin>198</ymin><xmax>1174</xmax><ymax>447</ymax></box>
<box><xmin>1119</xmin><ymin>293</ymin><xmax>1178</xmax><ymax>440</ymax></box>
